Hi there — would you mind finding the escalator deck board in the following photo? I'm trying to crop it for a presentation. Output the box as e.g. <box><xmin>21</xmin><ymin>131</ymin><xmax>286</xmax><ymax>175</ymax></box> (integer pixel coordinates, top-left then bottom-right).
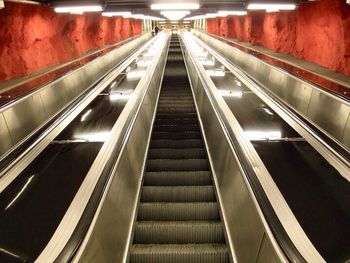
<box><xmin>130</xmin><ymin>35</ymin><xmax>229</xmax><ymax>263</ymax></box>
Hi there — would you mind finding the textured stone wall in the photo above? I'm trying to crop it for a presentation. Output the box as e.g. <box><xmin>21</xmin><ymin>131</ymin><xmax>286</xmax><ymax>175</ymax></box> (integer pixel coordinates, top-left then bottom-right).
<box><xmin>207</xmin><ymin>0</ymin><xmax>350</xmax><ymax>76</ymax></box>
<box><xmin>0</xmin><ymin>2</ymin><xmax>142</xmax><ymax>81</ymax></box>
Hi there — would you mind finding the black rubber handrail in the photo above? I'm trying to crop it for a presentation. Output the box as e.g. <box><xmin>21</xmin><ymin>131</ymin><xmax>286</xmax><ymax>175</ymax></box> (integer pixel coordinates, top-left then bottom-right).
<box><xmin>0</xmin><ymin>34</ymin><xmax>142</xmax><ymax>110</ymax></box>
<box><xmin>180</xmin><ymin>35</ymin><xmax>307</xmax><ymax>263</ymax></box>
<box><xmin>54</xmin><ymin>35</ymin><xmax>169</xmax><ymax>263</ymax></box>
<box><xmin>0</xmin><ymin>37</ymin><xmax>146</xmax><ymax>174</ymax></box>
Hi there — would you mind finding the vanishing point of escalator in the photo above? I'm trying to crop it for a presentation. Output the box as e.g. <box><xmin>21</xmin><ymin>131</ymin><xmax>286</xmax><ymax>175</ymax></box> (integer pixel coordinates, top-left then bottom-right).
<box><xmin>129</xmin><ymin>34</ymin><xmax>230</xmax><ymax>263</ymax></box>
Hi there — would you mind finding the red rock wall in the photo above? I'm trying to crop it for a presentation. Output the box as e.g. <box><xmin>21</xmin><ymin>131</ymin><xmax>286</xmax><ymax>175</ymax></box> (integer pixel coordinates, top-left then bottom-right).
<box><xmin>207</xmin><ymin>0</ymin><xmax>350</xmax><ymax>76</ymax></box>
<box><xmin>0</xmin><ymin>2</ymin><xmax>142</xmax><ymax>81</ymax></box>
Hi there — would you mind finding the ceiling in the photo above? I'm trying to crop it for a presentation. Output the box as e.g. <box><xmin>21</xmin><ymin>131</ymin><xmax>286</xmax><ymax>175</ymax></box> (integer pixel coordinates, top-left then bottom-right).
<box><xmin>33</xmin><ymin>0</ymin><xmax>307</xmax><ymax>18</ymax></box>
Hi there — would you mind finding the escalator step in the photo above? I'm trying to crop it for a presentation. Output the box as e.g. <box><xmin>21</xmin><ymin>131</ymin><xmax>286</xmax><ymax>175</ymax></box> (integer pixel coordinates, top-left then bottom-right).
<box><xmin>148</xmin><ymin>148</ymin><xmax>205</xmax><ymax>159</ymax></box>
<box><xmin>144</xmin><ymin>171</ymin><xmax>212</xmax><ymax>186</ymax></box>
<box><xmin>155</xmin><ymin>118</ymin><xmax>198</xmax><ymax>125</ymax></box>
<box><xmin>150</xmin><ymin>139</ymin><xmax>203</xmax><ymax>149</ymax></box>
<box><xmin>147</xmin><ymin>159</ymin><xmax>209</xmax><ymax>171</ymax></box>
<box><xmin>156</xmin><ymin>113</ymin><xmax>197</xmax><ymax>118</ymax></box>
<box><xmin>153</xmin><ymin>124</ymin><xmax>199</xmax><ymax>132</ymax></box>
<box><xmin>152</xmin><ymin>131</ymin><xmax>201</xmax><ymax>140</ymax></box>
<box><xmin>130</xmin><ymin>244</ymin><xmax>229</xmax><ymax>263</ymax></box>
<box><xmin>133</xmin><ymin>221</ymin><xmax>224</xmax><ymax>244</ymax></box>
<box><xmin>138</xmin><ymin>202</ymin><xmax>220</xmax><ymax>221</ymax></box>
<box><xmin>141</xmin><ymin>186</ymin><xmax>215</xmax><ymax>202</ymax></box>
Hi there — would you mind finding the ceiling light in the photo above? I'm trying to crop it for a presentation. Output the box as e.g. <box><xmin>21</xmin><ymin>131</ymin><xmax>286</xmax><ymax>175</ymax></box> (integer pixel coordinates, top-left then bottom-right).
<box><xmin>109</xmin><ymin>91</ymin><xmax>133</xmax><ymax>101</ymax></box>
<box><xmin>244</xmin><ymin>130</ymin><xmax>282</xmax><ymax>141</ymax></box>
<box><xmin>205</xmin><ymin>13</ymin><xmax>218</xmax><ymax>18</ymax></box>
<box><xmin>184</xmin><ymin>15</ymin><xmax>205</xmax><ymax>20</ymax></box>
<box><xmin>137</xmin><ymin>59</ymin><xmax>152</xmax><ymax>67</ymax></box>
<box><xmin>218</xmin><ymin>90</ymin><xmax>243</xmax><ymax>98</ymax></box>
<box><xmin>161</xmin><ymin>11</ymin><xmax>190</xmax><ymax>20</ymax></box>
<box><xmin>132</xmin><ymin>14</ymin><xmax>145</xmax><ymax>19</ymax></box>
<box><xmin>218</xmin><ymin>10</ymin><xmax>247</xmax><ymax>16</ymax></box>
<box><xmin>54</xmin><ymin>5</ymin><xmax>102</xmax><ymax>13</ymax></box>
<box><xmin>151</xmin><ymin>3</ymin><xmax>200</xmax><ymax>10</ymax></box>
<box><xmin>266</xmin><ymin>8</ymin><xmax>280</xmax><ymax>12</ymax></box>
<box><xmin>199</xmin><ymin>58</ymin><xmax>215</xmax><ymax>66</ymax></box>
<box><xmin>247</xmin><ymin>3</ymin><xmax>296</xmax><ymax>11</ymax></box>
<box><xmin>127</xmin><ymin>70</ymin><xmax>146</xmax><ymax>79</ymax></box>
<box><xmin>102</xmin><ymin>12</ymin><xmax>132</xmax><ymax>17</ymax></box>
<box><xmin>145</xmin><ymin>16</ymin><xmax>165</xmax><ymax>21</ymax></box>
<box><xmin>206</xmin><ymin>69</ymin><xmax>225</xmax><ymax>77</ymax></box>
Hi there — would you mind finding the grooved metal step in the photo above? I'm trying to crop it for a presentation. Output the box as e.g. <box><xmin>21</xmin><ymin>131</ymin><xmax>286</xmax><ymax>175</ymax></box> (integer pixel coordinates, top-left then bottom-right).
<box><xmin>147</xmin><ymin>159</ymin><xmax>209</xmax><ymax>171</ymax></box>
<box><xmin>153</xmin><ymin>124</ymin><xmax>199</xmax><ymax>132</ymax></box>
<box><xmin>152</xmin><ymin>131</ymin><xmax>201</xmax><ymax>140</ymax></box>
<box><xmin>156</xmin><ymin>113</ymin><xmax>197</xmax><ymax>118</ymax></box>
<box><xmin>130</xmin><ymin>244</ymin><xmax>229</xmax><ymax>263</ymax></box>
<box><xmin>134</xmin><ymin>221</ymin><xmax>224</xmax><ymax>244</ymax></box>
<box><xmin>143</xmin><ymin>171</ymin><xmax>212</xmax><ymax>186</ymax></box>
<box><xmin>155</xmin><ymin>118</ymin><xmax>198</xmax><ymax>125</ymax></box>
<box><xmin>138</xmin><ymin>202</ymin><xmax>220</xmax><ymax>221</ymax></box>
<box><xmin>148</xmin><ymin>148</ymin><xmax>205</xmax><ymax>159</ymax></box>
<box><xmin>130</xmin><ymin>35</ymin><xmax>229</xmax><ymax>263</ymax></box>
<box><xmin>150</xmin><ymin>139</ymin><xmax>204</xmax><ymax>149</ymax></box>
<box><xmin>141</xmin><ymin>186</ymin><xmax>215</xmax><ymax>202</ymax></box>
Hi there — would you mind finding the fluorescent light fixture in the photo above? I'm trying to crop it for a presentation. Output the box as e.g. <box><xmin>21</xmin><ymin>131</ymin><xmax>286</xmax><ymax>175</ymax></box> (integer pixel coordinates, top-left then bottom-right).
<box><xmin>137</xmin><ymin>59</ymin><xmax>152</xmax><ymax>67</ymax></box>
<box><xmin>195</xmin><ymin>50</ymin><xmax>208</xmax><ymax>58</ymax></box>
<box><xmin>159</xmin><ymin>21</ymin><xmax>167</xmax><ymax>24</ymax></box>
<box><xmin>218</xmin><ymin>90</ymin><xmax>243</xmax><ymax>98</ymax></box>
<box><xmin>247</xmin><ymin>3</ymin><xmax>296</xmax><ymax>11</ymax></box>
<box><xmin>145</xmin><ymin>16</ymin><xmax>165</xmax><ymax>21</ymax></box>
<box><xmin>205</xmin><ymin>13</ymin><xmax>218</xmax><ymax>18</ymax></box>
<box><xmin>109</xmin><ymin>91</ymin><xmax>133</xmax><ymax>101</ymax></box>
<box><xmin>206</xmin><ymin>69</ymin><xmax>225</xmax><ymax>77</ymax></box>
<box><xmin>102</xmin><ymin>12</ymin><xmax>132</xmax><ymax>17</ymax></box>
<box><xmin>218</xmin><ymin>10</ymin><xmax>247</xmax><ymax>16</ymax></box>
<box><xmin>185</xmin><ymin>15</ymin><xmax>205</xmax><ymax>20</ymax></box>
<box><xmin>151</xmin><ymin>3</ymin><xmax>199</xmax><ymax>10</ymax></box>
<box><xmin>75</xmin><ymin>131</ymin><xmax>111</xmax><ymax>142</ymax></box>
<box><xmin>132</xmin><ymin>14</ymin><xmax>145</xmax><ymax>19</ymax></box>
<box><xmin>199</xmin><ymin>58</ymin><xmax>215</xmax><ymax>66</ymax></box>
<box><xmin>244</xmin><ymin>130</ymin><xmax>282</xmax><ymax>141</ymax></box>
<box><xmin>127</xmin><ymin>70</ymin><xmax>146</xmax><ymax>79</ymax></box>
<box><xmin>161</xmin><ymin>10</ymin><xmax>190</xmax><ymax>20</ymax></box>
<box><xmin>54</xmin><ymin>5</ymin><xmax>102</xmax><ymax>13</ymax></box>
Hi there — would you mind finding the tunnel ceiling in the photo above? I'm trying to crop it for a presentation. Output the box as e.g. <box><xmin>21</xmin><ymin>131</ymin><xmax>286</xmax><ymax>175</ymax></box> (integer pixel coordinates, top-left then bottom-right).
<box><xmin>31</xmin><ymin>0</ymin><xmax>307</xmax><ymax>16</ymax></box>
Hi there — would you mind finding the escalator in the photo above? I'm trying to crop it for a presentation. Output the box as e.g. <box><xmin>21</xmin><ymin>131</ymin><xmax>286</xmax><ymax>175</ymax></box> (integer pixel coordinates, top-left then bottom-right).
<box><xmin>129</xmin><ymin>34</ymin><xmax>230</xmax><ymax>262</ymax></box>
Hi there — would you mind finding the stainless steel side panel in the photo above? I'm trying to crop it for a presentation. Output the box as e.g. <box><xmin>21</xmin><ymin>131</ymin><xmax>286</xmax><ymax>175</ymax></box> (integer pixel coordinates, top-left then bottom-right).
<box><xmin>72</xmin><ymin>35</ymin><xmax>169</xmax><ymax>263</ymax></box>
<box><xmin>3</xmin><ymin>92</ymin><xmax>47</xmax><ymax>144</ymax></box>
<box><xmin>0</xmin><ymin>114</ymin><xmax>13</xmax><ymax>154</ymax></box>
<box><xmin>182</xmin><ymin>37</ymin><xmax>283</xmax><ymax>263</ymax></box>
<box><xmin>0</xmin><ymin>34</ymin><xmax>152</xmax><ymax>159</ymax></box>
<box><xmin>192</xmin><ymin>30</ymin><xmax>350</xmax><ymax>151</ymax></box>
<box><xmin>307</xmin><ymin>89</ymin><xmax>350</xmax><ymax>142</ymax></box>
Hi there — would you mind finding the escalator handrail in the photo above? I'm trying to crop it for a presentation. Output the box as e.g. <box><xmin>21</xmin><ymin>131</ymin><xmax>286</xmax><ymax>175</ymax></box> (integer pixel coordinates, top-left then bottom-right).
<box><xmin>0</xmin><ymin>34</ymin><xmax>152</xmax><ymax>179</ymax></box>
<box><xmin>0</xmin><ymin>34</ymin><xmax>143</xmax><ymax>110</ymax></box>
<box><xmin>33</xmin><ymin>32</ymin><xmax>170</xmax><ymax>263</ymax></box>
<box><xmin>180</xmin><ymin>31</ymin><xmax>321</xmax><ymax>263</ymax></box>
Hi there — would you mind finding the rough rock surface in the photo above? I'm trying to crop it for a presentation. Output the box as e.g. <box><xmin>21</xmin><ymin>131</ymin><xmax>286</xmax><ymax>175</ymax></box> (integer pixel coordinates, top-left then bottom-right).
<box><xmin>0</xmin><ymin>2</ymin><xmax>142</xmax><ymax>80</ymax></box>
<box><xmin>207</xmin><ymin>0</ymin><xmax>350</xmax><ymax>76</ymax></box>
